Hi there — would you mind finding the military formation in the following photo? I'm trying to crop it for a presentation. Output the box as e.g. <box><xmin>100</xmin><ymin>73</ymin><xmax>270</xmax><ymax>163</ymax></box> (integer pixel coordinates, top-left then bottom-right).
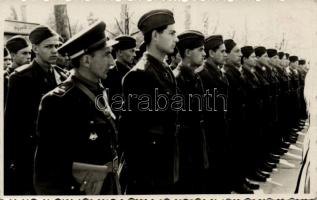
<box><xmin>3</xmin><ymin>9</ymin><xmax>309</xmax><ymax>195</ymax></box>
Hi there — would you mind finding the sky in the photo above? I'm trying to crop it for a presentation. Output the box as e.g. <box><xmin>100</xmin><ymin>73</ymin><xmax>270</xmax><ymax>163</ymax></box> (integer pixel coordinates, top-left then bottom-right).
<box><xmin>1</xmin><ymin>0</ymin><xmax>317</xmax><ymax>65</ymax></box>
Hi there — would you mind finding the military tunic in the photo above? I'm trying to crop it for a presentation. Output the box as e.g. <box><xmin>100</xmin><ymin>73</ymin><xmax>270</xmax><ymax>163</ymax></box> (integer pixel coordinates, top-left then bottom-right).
<box><xmin>173</xmin><ymin>64</ymin><xmax>209</xmax><ymax>193</ymax></box>
<box><xmin>34</xmin><ymin>74</ymin><xmax>118</xmax><ymax>195</ymax></box>
<box><xmin>120</xmin><ymin>53</ymin><xmax>179</xmax><ymax>194</ymax></box>
<box><xmin>4</xmin><ymin>60</ymin><xmax>68</xmax><ymax>195</ymax></box>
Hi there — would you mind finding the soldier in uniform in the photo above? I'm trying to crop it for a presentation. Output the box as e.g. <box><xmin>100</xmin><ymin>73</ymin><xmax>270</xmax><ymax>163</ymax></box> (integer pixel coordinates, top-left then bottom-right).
<box><xmin>195</xmin><ymin>35</ymin><xmax>231</xmax><ymax>193</ymax></box>
<box><xmin>4</xmin><ymin>25</ymin><xmax>68</xmax><ymax>195</ymax></box>
<box><xmin>120</xmin><ymin>9</ymin><xmax>179</xmax><ymax>194</ymax></box>
<box><xmin>172</xmin><ymin>30</ymin><xmax>209</xmax><ymax>193</ymax></box>
<box><xmin>240</xmin><ymin>46</ymin><xmax>268</xmax><ymax>185</ymax></box>
<box><xmin>102</xmin><ymin>35</ymin><xmax>136</xmax><ymax>112</ymax></box>
<box><xmin>34</xmin><ymin>21</ymin><xmax>120</xmax><ymax>195</ymax></box>
<box><xmin>4</xmin><ymin>36</ymin><xmax>32</xmax><ymax>106</ymax></box>
<box><xmin>253</xmin><ymin>46</ymin><xmax>280</xmax><ymax>172</ymax></box>
<box><xmin>223</xmin><ymin>39</ymin><xmax>255</xmax><ymax>193</ymax></box>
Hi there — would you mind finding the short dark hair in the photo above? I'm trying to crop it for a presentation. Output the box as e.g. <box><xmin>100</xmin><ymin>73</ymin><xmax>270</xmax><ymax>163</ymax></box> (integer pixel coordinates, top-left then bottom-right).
<box><xmin>143</xmin><ymin>25</ymin><xmax>168</xmax><ymax>45</ymax></box>
<box><xmin>71</xmin><ymin>51</ymin><xmax>96</xmax><ymax>69</ymax></box>
<box><xmin>204</xmin><ymin>43</ymin><xmax>222</xmax><ymax>58</ymax></box>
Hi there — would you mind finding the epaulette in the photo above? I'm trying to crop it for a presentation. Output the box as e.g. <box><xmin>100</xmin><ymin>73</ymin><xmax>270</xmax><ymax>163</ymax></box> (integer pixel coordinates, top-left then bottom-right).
<box><xmin>51</xmin><ymin>81</ymin><xmax>74</xmax><ymax>97</ymax></box>
<box><xmin>134</xmin><ymin>56</ymin><xmax>150</xmax><ymax>71</ymax></box>
<box><xmin>195</xmin><ymin>65</ymin><xmax>205</xmax><ymax>74</ymax></box>
<box><xmin>14</xmin><ymin>63</ymin><xmax>32</xmax><ymax>73</ymax></box>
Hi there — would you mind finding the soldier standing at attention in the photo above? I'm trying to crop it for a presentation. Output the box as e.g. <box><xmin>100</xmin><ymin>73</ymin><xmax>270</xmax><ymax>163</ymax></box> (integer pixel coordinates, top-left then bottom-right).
<box><xmin>195</xmin><ymin>35</ymin><xmax>230</xmax><ymax>193</ymax></box>
<box><xmin>4</xmin><ymin>25</ymin><xmax>68</xmax><ymax>195</ymax></box>
<box><xmin>172</xmin><ymin>30</ymin><xmax>209</xmax><ymax>193</ymax></box>
<box><xmin>223</xmin><ymin>39</ymin><xmax>255</xmax><ymax>194</ymax></box>
<box><xmin>34</xmin><ymin>21</ymin><xmax>120</xmax><ymax>195</ymax></box>
<box><xmin>102</xmin><ymin>35</ymin><xmax>136</xmax><ymax>113</ymax></box>
<box><xmin>120</xmin><ymin>9</ymin><xmax>179</xmax><ymax>194</ymax></box>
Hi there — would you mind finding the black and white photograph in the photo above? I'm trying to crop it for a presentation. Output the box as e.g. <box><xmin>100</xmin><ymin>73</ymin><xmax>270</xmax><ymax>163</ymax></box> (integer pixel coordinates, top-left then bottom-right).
<box><xmin>1</xmin><ymin>0</ymin><xmax>317</xmax><ymax>197</ymax></box>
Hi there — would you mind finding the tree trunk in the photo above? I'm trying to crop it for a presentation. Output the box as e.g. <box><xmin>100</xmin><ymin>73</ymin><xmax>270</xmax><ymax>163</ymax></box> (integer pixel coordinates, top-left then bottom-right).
<box><xmin>54</xmin><ymin>4</ymin><xmax>71</xmax><ymax>41</ymax></box>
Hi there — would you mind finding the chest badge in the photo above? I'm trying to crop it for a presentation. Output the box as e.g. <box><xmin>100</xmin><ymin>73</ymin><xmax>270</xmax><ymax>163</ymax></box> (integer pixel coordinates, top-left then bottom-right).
<box><xmin>89</xmin><ymin>132</ymin><xmax>98</xmax><ymax>141</ymax></box>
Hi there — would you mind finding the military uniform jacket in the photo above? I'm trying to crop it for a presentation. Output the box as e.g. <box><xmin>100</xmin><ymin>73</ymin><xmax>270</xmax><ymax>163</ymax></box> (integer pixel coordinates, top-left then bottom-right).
<box><xmin>173</xmin><ymin>64</ymin><xmax>209</xmax><ymax>175</ymax></box>
<box><xmin>195</xmin><ymin>61</ymin><xmax>229</xmax><ymax>153</ymax></box>
<box><xmin>120</xmin><ymin>53</ymin><xmax>179</xmax><ymax>193</ymax></box>
<box><xmin>4</xmin><ymin>60</ymin><xmax>68</xmax><ymax>195</ymax></box>
<box><xmin>102</xmin><ymin>60</ymin><xmax>131</xmax><ymax>109</ymax></box>
<box><xmin>34</xmin><ymin>74</ymin><xmax>118</xmax><ymax>195</ymax></box>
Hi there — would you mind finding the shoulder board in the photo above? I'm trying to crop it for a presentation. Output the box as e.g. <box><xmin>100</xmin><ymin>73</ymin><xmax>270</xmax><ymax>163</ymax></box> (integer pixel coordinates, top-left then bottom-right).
<box><xmin>134</xmin><ymin>56</ymin><xmax>150</xmax><ymax>71</ymax></box>
<box><xmin>195</xmin><ymin>65</ymin><xmax>205</xmax><ymax>74</ymax></box>
<box><xmin>51</xmin><ymin>81</ymin><xmax>74</xmax><ymax>97</ymax></box>
<box><xmin>14</xmin><ymin>63</ymin><xmax>32</xmax><ymax>73</ymax></box>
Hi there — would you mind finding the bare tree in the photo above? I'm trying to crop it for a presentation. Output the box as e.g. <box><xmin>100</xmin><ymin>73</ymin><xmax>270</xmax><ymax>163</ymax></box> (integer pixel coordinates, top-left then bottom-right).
<box><xmin>54</xmin><ymin>4</ymin><xmax>71</xmax><ymax>41</ymax></box>
<box><xmin>184</xmin><ymin>5</ymin><xmax>191</xmax><ymax>30</ymax></box>
<box><xmin>7</xmin><ymin>6</ymin><xmax>18</xmax><ymax>20</ymax></box>
<box><xmin>202</xmin><ymin>12</ymin><xmax>209</xmax><ymax>35</ymax></box>
<box><xmin>20</xmin><ymin>5</ymin><xmax>27</xmax><ymax>21</ymax></box>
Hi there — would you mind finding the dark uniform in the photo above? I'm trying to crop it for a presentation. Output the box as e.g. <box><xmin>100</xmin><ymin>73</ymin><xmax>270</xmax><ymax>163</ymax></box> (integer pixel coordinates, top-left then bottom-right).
<box><xmin>172</xmin><ymin>31</ymin><xmax>209</xmax><ymax>194</ymax></box>
<box><xmin>196</xmin><ymin>35</ymin><xmax>230</xmax><ymax>193</ymax></box>
<box><xmin>102</xmin><ymin>35</ymin><xmax>136</xmax><ymax>115</ymax></box>
<box><xmin>120</xmin><ymin>9</ymin><xmax>179</xmax><ymax>194</ymax></box>
<box><xmin>34</xmin><ymin>21</ymin><xmax>119</xmax><ymax>195</ymax></box>
<box><xmin>4</xmin><ymin>36</ymin><xmax>30</xmax><ymax>107</ymax></box>
<box><xmin>121</xmin><ymin>53</ymin><xmax>178</xmax><ymax>194</ymax></box>
<box><xmin>4</xmin><ymin>26</ymin><xmax>68</xmax><ymax>195</ymax></box>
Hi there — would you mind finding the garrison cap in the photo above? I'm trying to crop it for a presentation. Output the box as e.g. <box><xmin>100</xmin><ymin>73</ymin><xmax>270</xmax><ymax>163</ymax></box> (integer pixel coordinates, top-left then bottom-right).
<box><xmin>176</xmin><ymin>30</ymin><xmax>205</xmax><ymax>52</ymax></box>
<box><xmin>204</xmin><ymin>35</ymin><xmax>223</xmax><ymax>51</ymax></box>
<box><xmin>285</xmin><ymin>53</ymin><xmax>290</xmax><ymax>59</ymax></box>
<box><xmin>289</xmin><ymin>56</ymin><xmax>298</xmax><ymax>63</ymax></box>
<box><xmin>58</xmin><ymin>21</ymin><xmax>117</xmax><ymax>60</ymax></box>
<box><xmin>278</xmin><ymin>52</ymin><xmax>284</xmax><ymax>59</ymax></box>
<box><xmin>241</xmin><ymin>46</ymin><xmax>254</xmax><ymax>58</ymax></box>
<box><xmin>267</xmin><ymin>48</ymin><xmax>278</xmax><ymax>58</ymax></box>
<box><xmin>224</xmin><ymin>39</ymin><xmax>236</xmax><ymax>53</ymax></box>
<box><xmin>113</xmin><ymin>35</ymin><xmax>136</xmax><ymax>51</ymax></box>
<box><xmin>29</xmin><ymin>25</ymin><xmax>59</xmax><ymax>45</ymax></box>
<box><xmin>4</xmin><ymin>47</ymin><xmax>10</xmax><ymax>57</ymax></box>
<box><xmin>138</xmin><ymin>9</ymin><xmax>175</xmax><ymax>34</ymax></box>
<box><xmin>6</xmin><ymin>36</ymin><xmax>29</xmax><ymax>53</ymax></box>
<box><xmin>298</xmin><ymin>59</ymin><xmax>306</xmax><ymax>65</ymax></box>
<box><xmin>254</xmin><ymin>46</ymin><xmax>266</xmax><ymax>57</ymax></box>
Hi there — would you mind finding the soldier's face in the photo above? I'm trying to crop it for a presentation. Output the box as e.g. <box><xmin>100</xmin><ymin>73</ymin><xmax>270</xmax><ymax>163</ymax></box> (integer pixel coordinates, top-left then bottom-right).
<box><xmin>258</xmin><ymin>53</ymin><xmax>269</xmax><ymax>66</ymax></box>
<box><xmin>213</xmin><ymin>44</ymin><xmax>227</xmax><ymax>65</ymax></box>
<box><xmin>3</xmin><ymin>55</ymin><xmax>12</xmax><ymax>70</ymax></box>
<box><xmin>245</xmin><ymin>52</ymin><xmax>256</xmax><ymax>67</ymax></box>
<box><xmin>282</xmin><ymin>56</ymin><xmax>290</xmax><ymax>66</ymax></box>
<box><xmin>119</xmin><ymin>48</ymin><xmax>136</xmax><ymax>65</ymax></box>
<box><xmin>90</xmin><ymin>46</ymin><xmax>115</xmax><ymax>80</ymax></box>
<box><xmin>189</xmin><ymin>46</ymin><xmax>206</xmax><ymax>67</ymax></box>
<box><xmin>269</xmin><ymin>55</ymin><xmax>279</xmax><ymax>66</ymax></box>
<box><xmin>12</xmin><ymin>46</ymin><xmax>32</xmax><ymax>67</ymax></box>
<box><xmin>33</xmin><ymin>36</ymin><xmax>60</xmax><ymax>65</ymax></box>
<box><xmin>155</xmin><ymin>25</ymin><xmax>179</xmax><ymax>54</ymax></box>
<box><xmin>227</xmin><ymin>45</ymin><xmax>241</xmax><ymax>66</ymax></box>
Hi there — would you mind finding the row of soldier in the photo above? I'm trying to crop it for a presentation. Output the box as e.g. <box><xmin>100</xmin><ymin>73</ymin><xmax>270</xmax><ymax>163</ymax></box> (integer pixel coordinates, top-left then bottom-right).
<box><xmin>3</xmin><ymin>9</ymin><xmax>308</xmax><ymax>195</ymax></box>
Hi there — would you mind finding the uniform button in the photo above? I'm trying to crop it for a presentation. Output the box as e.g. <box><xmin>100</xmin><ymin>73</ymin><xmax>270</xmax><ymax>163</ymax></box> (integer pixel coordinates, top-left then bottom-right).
<box><xmin>30</xmin><ymin>135</ymin><xmax>34</xmax><ymax>139</ymax></box>
<box><xmin>152</xmin><ymin>141</ymin><xmax>156</xmax><ymax>145</ymax></box>
<box><xmin>90</xmin><ymin>120</ymin><xmax>94</xmax><ymax>124</ymax></box>
<box><xmin>166</xmin><ymin>91</ymin><xmax>171</xmax><ymax>95</ymax></box>
<box><xmin>71</xmin><ymin>186</ymin><xmax>75</xmax><ymax>190</ymax></box>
